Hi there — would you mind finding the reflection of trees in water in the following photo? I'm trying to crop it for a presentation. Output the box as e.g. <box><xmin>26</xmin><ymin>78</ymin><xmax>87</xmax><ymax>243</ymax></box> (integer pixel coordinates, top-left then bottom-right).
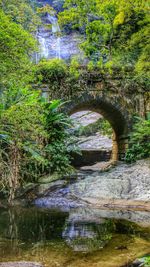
<box><xmin>62</xmin><ymin>219</ymin><xmax>114</xmax><ymax>252</ymax></box>
<box><xmin>0</xmin><ymin>208</ymin><xmax>68</xmax><ymax>243</ymax></box>
<box><xmin>8</xmin><ymin>209</ymin><xmax>19</xmax><ymax>250</ymax></box>
<box><xmin>0</xmin><ymin>207</ymin><xmax>148</xmax><ymax>257</ymax></box>
<box><xmin>0</xmin><ymin>209</ymin><xmax>20</xmax><ymax>255</ymax></box>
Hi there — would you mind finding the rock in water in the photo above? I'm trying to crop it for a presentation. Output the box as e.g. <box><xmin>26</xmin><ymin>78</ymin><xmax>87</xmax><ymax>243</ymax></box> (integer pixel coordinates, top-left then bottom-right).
<box><xmin>0</xmin><ymin>262</ymin><xmax>43</xmax><ymax>267</ymax></box>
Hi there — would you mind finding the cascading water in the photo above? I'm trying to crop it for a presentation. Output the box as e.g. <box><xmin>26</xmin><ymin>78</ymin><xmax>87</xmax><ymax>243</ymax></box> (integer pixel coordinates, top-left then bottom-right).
<box><xmin>47</xmin><ymin>13</ymin><xmax>60</xmax><ymax>33</ymax></box>
<box><xmin>47</xmin><ymin>13</ymin><xmax>61</xmax><ymax>59</ymax></box>
<box><xmin>35</xmin><ymin>12</ymin><xmax>62</xmax><ymax>61</ymax></box>
<box><xmin>34</xmin><ymin>1</ymin><xmax>82</xmax><ymax>62</ymax></box>
<box><xmin>39</xmin><ymin>35</ymin><xmax>49</xmax><ymax>58</ymax></box>
<box><xmin>56</xmin><ymin>36</ymin><xmax>61</xmax><ymax>59</ymax></box>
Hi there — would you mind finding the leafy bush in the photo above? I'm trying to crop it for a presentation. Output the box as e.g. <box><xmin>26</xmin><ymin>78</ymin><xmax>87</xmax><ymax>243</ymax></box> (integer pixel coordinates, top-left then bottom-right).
<box><xmin>144</xmin><ymin>255</ymin><xmax>150</xmax><ymax>266</ymax></box>
<box><xmin>125</xmin><ymin>117</ymin><xmax>150</xmax><ymax>163</ymax></box>
<box><xmin>0</xmin><ymin>88</ymin><xmax>77</xmax><ymax>202</ymax></box>
<box><xmin>36</xmin><ymin>59</ymin><xmax>67</xmax><ymax>83</ymax></box>
<box><xmin>43</xmin><ymin>99</ymin><xmax>77</xmax><ymax>174</ymax></box>
<box><xmin>0</xmin><ymin>86</ymin><xmax>46</xmax><ymax>202</ymax></box>
<box><xmin>69</xmin><ymin>57</ymin><xmax>80</xmax><ymax>79</ymax></box>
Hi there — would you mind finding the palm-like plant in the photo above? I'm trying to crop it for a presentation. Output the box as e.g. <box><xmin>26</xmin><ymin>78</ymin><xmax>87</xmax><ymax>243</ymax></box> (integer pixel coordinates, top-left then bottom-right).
<box><xmin>0</xmin><ymin>90</ymin><xmax>78</xmax><ymax>202</ymax></box>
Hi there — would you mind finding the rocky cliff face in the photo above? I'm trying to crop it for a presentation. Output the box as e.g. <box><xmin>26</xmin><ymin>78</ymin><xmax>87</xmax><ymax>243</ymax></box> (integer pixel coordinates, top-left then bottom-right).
<box><xmin>35</xmin><ymin>0</ymin><xmax>83</xmax><ymax>61</ymax></box>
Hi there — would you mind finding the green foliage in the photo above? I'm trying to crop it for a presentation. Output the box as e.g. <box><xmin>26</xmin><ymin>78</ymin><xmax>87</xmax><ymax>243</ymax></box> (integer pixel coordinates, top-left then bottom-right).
<box><xmin>100</xmin><ymin>120</ymin><xmax>113</xmax><ymax>137</ymax></box>
<box><xmin>35</xmin><ymin>58</ymin><xmax>82</xmax><ymax>98</ymax></box>
<box><xmin>37</xmin><ymin>3</ymin><xmax>56</xmax><ymax>16</ymax></box>
<box><xmin>0</xmin><ymin>3</ymin><xmax>79</xmax><ymax>203</ymax></box>
<box><xmin>138</xmin><ymin>255</ymin><xmax>150</xmax><ymax>267</ymax></box>
<box><xmin>0</xmin><ymin>86</ymin><xmax>46</xmax><ymax>202</ymax></box>
<box><xmin>36</xmin><ymin>58</ymin><xmax>81</xmax><ymax>85</ymax></box>
<box><xmin>143</xmin><ymin>255</ymin><xmax>150</xmax><ymax>266</ymax></box>
<box><xmin>0</xmin><ymin>10</ymin><xmax>37</xmax><ymax>88</ymax></box>
<box><xmin>36</xmin><ymin>59</ymin><xmax>68</xmax><ymax>83</ymax></box>
<box><xmin>59</xmin><ymin>0</ymin><xmax>150</xmax><ymax>81</ymax></box>
<box><xmin>69</xmin><ymin>57</ymin><xmax>80</xmax><ymax>79</ymax></box>
<box><xmin>0</xmin><ymin>0</ymin><xmax>41</xmax><ymax>32</ymax></box>
<box><xmin>87</xmin><ymin>61</ymin><xmax>95</xmax><ymax>71</ymax></box>
<box><xmin>43</xmin><ymin>99</ymin><xmax>76</xmax><ymax>174</ymax></box>
<box><xmin>0</xmin><ymin>0</ymin><xmax>149</xmax><ymax>202</ymax></box>
<box><xmin>125</xmin><ymin>117</ymin><xmax>150</xmax><ymax>163</ymax></box>
<box><xmin>74</xmin><ymin>118</ymin><xmax>113</xmax><ymax>138</ymax></box>
<box><xmin>0</xmin><ymin>88</ymin><xmax>77</xmax><ymax>202</ymax></box>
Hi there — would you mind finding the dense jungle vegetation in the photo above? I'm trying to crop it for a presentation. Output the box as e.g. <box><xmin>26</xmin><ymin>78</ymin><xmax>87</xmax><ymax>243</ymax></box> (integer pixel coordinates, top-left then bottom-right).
<box><xmin>0</xmin><ymin>0</ymin><xmax>150</xmax><ymax>202</ymax></box>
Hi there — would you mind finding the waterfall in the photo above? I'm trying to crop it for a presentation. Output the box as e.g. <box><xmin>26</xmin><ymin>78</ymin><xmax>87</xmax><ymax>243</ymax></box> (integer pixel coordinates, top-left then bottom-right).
<box><xmin>36</xmin><ymin>14</ymin><xmax>61</xmax><ymax>62</ymax></box>
<box><xmin>35</xmin><ymin>4</ymin><xmax>81</xmax><ymax>62</ymax></box>
<box><xmin>47</xmin><ymin>13</ymin><xmax>61</xmax><ymax>59</ymax></box>
<box><xmin>47</xmin><ymin>14</ymin><xmax>60</xmax><ymax>33</ymax></box>
<box><xmin>36</xmin><ymin>13</ymin><xmax>62</xmax><ymax>61</ymax></box>
<box><xmin>56</xmin><ymin>36</ymin><xmax>61</xmax><ymax>59</ymax></box>
<box><xmin>38</xmin><ymin>36</ymin><xmax>49</xmax><ymax>58</ymax></box>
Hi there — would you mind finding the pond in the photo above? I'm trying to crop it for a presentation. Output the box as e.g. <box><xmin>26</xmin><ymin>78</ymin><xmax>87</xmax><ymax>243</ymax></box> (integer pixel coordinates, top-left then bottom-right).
<box><xmin>0</xmin><ymin>206</ymin><xmax>150</xmax><ymax>267</ymax></box>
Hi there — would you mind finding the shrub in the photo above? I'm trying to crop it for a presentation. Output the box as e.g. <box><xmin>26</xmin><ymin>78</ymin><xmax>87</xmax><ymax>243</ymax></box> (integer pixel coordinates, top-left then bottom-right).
<box><xmin>43</xmin><ymin>99</ymin><xmax>77</xmax><ymax>174</ymax></box>
<box><xmin>0</xmin><ymin>86</ymin><xmax>46</xmax><ymax>202</ymax></box>
<box><xmin>0</xmin><ymin>89</ymin><xmax>77</xmax><ymax>202</ymax></box>
<box><xmin>125</xmin><ymin>117</ymin><xmax>150</xmax><ymax>163</ymax></box>
<box><xmin>36</xmin><ymin>58</ymin><xmax>67</xmax><ymax>83</ymax></box>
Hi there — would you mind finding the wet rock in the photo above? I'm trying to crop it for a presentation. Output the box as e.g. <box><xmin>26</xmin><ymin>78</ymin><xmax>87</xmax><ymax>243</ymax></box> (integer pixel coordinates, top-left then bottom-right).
<box><xmin>32</xmin><ymin>159</ymin><xmax>150</xmax><ymax>212</ymax></box>
<box><xmin>34</xmin><ymin>196</ymin><xmax>84</xmax><ymax>211</ymax></box>
<box><xmin>36</xmin><ymin>28</ymin><xmax>82</xmax><ymax>61</ymax></box>
<box><xmin>70</xmin><ymin>159</ymin><xmax>150</xmax><ymax>201</ymax></box>
<box><xmin>77</xmin><ymin>134</ymin><xmax>112</xmax><ymax>150</ymax></box>
<box><xmin>16</xmin><ymin>183</ymin><xmax>38</xmax><ymax>198</ymax></box>
<box><xmin>37</xmin><ymin>179</ymin><xmax>66</xmax><ymax>196</ymax></box>
<box><xmin>65</xmin><ymin>207</ymin><xmax>150</xmax><ymax>227</ymax></box>
<box><xmin>0</xmin><ymin>262</ymin><xmax>43</xmax><ymax>267</ymax></box>
<box><xmin>71</xmin><ymin>111</ymin><xmax>102</xmax><ymax>127</ymax></box>
<box><xmin>80</xmin><ymin>161</ymin><xmax>116</xmax><ymax>171</ymax></box>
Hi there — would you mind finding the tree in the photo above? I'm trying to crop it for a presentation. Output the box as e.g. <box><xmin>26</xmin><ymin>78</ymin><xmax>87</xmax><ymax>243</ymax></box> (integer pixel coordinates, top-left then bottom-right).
<box><xmin>0</xmin><ymin>0</ymin><xmax>41</xmax><ymax>32</ymax></box>
<box><xmin>0</xmin><ymin>10</ymin><xmax>37</xmax><ymax>88</ymax></box>
<box><xmin>59</xmin><ymin>0</ymin><xmax>150</xmax><ymax>79</ymax></box>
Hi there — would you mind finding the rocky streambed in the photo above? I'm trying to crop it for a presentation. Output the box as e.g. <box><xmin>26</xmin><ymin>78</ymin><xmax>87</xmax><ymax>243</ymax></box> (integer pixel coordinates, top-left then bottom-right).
<box><xmin>0</xmin><ymin>159</ymin><xmax>150</xmax><ymax>267</ymax></box>
<box><xmin>27</xmin><ymin>159</ymin><xmax>150</xmax><ymax>212</ymax></box>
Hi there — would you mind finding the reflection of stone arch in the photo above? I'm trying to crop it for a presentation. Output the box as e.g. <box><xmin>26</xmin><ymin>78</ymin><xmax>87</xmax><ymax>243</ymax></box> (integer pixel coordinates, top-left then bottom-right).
<box><xmin>63</xmin><ymin>93</ymin><xmax>132</xmax><ymax>161</ymax></box>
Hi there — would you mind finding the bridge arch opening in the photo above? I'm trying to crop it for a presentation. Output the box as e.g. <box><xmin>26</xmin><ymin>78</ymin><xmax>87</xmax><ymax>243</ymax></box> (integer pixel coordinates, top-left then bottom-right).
<box><xmin>64</xmin><ymin>94</ymin><xmax>130</xmax><ymax>163</ymax></box>
<box><xmin>70</xmin><ymin>110</ymin><xmax>113</xmax><ymax>168</ymax></box>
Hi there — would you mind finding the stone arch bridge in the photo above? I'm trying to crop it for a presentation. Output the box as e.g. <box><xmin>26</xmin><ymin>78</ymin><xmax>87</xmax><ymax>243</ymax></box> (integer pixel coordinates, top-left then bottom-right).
<box><xmin>38</xmin><ymin>69</ymin><xmax>150</xmax><ymax>161</ymax></box>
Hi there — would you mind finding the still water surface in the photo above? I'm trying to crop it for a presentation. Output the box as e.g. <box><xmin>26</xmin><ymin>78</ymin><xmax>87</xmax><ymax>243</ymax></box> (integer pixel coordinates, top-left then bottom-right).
<box><xmin>0</xmin><ymin>207</ymin><xmax>150</xmax><ymax>267</ymax></box>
